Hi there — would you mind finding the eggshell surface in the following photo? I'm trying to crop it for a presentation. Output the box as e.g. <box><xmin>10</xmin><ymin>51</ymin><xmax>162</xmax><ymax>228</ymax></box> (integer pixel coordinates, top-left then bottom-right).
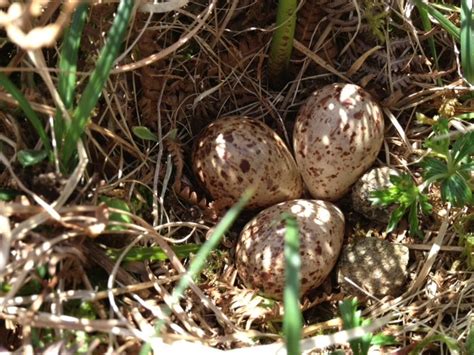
<box><xmin>235</xmin><ymin>199</ymin><xmax>345</xmax><ymax>300</ymax></box>
<box><xmin>193</xmin><ymin>116</ymin><xmax>303</xmax><ymax>209</ymax></box>
<box><xmin>293</xmin><ymin>83</ymin><xmax>384</xmax><ymax>200</ymax></box>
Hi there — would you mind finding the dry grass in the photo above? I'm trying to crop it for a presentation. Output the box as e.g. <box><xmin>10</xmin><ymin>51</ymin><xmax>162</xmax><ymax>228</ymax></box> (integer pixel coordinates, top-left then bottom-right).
<box><xmin>0</xmin><ymin>0</ymin><xmax>473</xmax><ymax>353</ymax></box>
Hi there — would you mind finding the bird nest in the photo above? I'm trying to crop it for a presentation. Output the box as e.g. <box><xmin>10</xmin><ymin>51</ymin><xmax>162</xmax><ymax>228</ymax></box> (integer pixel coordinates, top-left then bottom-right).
<box><xmin>0</xmin><ymin>0</ymin><xmax>472</xmax><ymax>353</ymax></box>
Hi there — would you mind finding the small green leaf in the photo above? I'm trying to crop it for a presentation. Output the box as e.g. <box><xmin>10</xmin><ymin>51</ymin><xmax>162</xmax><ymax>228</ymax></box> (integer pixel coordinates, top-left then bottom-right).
<box><xmin>17</xmin><ymin>149</ymin><xmax>48</xmax><ymax>167</ymax></box>
<box><xmin>386</xmin><ymin>206</ymin><xmax>406</xmax><ymax>233</ymax></box>
<box><xmin>441</xmin><ymin>174</ymin><xmax>471</xmax><ymax>206</ymax></box>
<box><xmin>420</xmin><ymin>194</ymin><xmax>433</xmax><ymax>215</ymax></box>
<box><xmin>36</xmin><ymin>265</ymin><xmax>48</xmax><ymax>279</ymax></box>
<box><xmin>106</xmin><ymin>244</ymin><xmax>201</xmax><ymax>262</ymax></box>
<box><xmin>132</xmin><ymin>126</ymin><xmax>159</xmax><ymax>141</ymax></box>
<box><xmin>422</xmin><ymin>157</ymin><xmax>449</xmax><ymax>180</ymax></box>
<box><xmin>371</xmin><ymin>333</ymin><xmax>397</xmax><ymax>346</ymax></box>
<box><xmin>371</xmin><ymin>173</ymin><xmax>429</xmax><ymax>236</ymax></box>
<box><xmin>100</xmin><ymin>196</ymin><xmax>132</xmax><ymax>231</ymax></box>
<box><xmin>0</xmin><ymin>188</ymin><xmax>19</xmax><ymax>202</ymax></box>
<box><xmin>0</xmin><ymin>282</ymin><xmax>12</xmax><ymax>293</ymax></box>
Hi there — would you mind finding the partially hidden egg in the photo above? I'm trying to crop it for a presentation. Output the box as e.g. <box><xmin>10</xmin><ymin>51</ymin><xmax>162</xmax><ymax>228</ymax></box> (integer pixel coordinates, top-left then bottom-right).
<box><xmin>293</xmin><ymin>83</ymin><xmax>385</xmax><ymax>200</ymax></box>
<box><xmin>236</xmin><ymin>199</ymin><xmax>345</xmax><ymax>300</ymax></box>
<box><xmin>192</xmin><ymin>116</ymin><xmax>304</xmax><ymax>209</ymax></box>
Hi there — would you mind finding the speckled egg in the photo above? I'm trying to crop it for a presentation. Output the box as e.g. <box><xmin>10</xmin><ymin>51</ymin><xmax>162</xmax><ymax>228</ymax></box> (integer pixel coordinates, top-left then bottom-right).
<box><xmin>192</xmin><ymin>116</ymin><xmax>304</xmax><ymax>209</ymax></box>
<box><xmin>293</xmin><ymin>83</ymin><xmax>385</xmax><ymax>200</ymax></box>
<box><xmin>236</xmin><ymin>199</ymin><xmax>345</xmax><ymax>300</ymax></box>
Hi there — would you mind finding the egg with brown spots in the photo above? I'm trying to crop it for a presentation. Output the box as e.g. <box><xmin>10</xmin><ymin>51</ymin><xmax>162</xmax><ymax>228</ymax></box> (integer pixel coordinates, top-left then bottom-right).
<box><xmin>235</xmin><ymin>199</ymin><xmax>345</xmax><ymax>300</ymax></box>
<box><xmin>293</xmin><ymin>83</ymin><xmax>385</xmax><ymax>201</ymax></box>
<box><xmin>192</xmin><ymin>116</ymin><xmax>304</xmax><ymax>209</ymax></box>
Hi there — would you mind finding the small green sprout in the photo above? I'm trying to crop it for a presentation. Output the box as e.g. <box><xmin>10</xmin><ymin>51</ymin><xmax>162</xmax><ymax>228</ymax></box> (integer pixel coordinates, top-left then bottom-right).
<box><xmin>333</xmin><ymin>298</ymin><xmax>396</xmax><ymax>355</ymax></box>
<box><xmin>371</xmin><ymin>118</ymin><xmax>473</xmax><ymax>236</ymax></box>
<box><xmin>370</xmin><ymin>173</ymin><xmax>432</xmax><ymax>237</ymax></box>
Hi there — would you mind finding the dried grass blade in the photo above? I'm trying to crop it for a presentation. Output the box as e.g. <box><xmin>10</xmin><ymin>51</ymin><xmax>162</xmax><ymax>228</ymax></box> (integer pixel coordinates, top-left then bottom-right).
<box><xmin>143</xmin><ymin>188</ymin><xmax>253</xmax><ymax>351</ymax></box>
<box><xmin>346</xmin><ymin>45</ymin><xmax>382</xmax><ymax>77</ymax></box>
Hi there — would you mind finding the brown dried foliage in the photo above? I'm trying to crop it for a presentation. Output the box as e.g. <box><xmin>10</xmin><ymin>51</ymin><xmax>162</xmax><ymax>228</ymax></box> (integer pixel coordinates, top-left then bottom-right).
<box><xmin>293</xmin><ymin>0</ymin><xmax>338</xmax><ymax>70</ymax></box>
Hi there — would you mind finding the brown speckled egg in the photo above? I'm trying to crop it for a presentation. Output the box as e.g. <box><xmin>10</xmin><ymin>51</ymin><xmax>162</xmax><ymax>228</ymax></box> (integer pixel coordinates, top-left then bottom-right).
<box><xmin>192</xmin><ymin>116</ymin><xmax>304</xmax><ymax>209</ymax></box>
<box><xmin>293</xmin><ymin>83</ymin><xmax>385</xmax><ymax>200</ymax></box>
<box><xmin>235</xmin><ymin>199</ymin><xmax>345</xmax><ymax>300</ymax></box>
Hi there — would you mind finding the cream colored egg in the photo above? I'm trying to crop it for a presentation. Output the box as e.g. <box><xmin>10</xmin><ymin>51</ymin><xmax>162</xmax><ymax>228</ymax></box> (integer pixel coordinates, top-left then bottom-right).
<box><xmin>192</xmin><ymin>116</ymin><xmax>303</xmax><ymax>209</ymax></box>
<box><xmin>235</xmin><ymin>199</ymin><xmax>345</xmax><ymax>300</ymax></box>
<box><xmin>293</xmin><ymin>83</ymin><xmax>384</xmax><ymax>200</ymax></box>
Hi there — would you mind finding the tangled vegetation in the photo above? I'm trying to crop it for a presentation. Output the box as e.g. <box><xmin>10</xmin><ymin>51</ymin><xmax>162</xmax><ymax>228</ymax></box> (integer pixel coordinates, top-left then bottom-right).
<box><xmin>0</xmin><ymin>0</ymin><xmax>473</xmax><ymax>353</ymax></box>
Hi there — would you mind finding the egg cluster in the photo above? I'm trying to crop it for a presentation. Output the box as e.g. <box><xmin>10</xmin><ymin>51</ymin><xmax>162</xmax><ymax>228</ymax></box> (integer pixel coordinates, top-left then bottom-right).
<box><xmin>192</xmin><ymin>83</ymin><xmax>385</xmax><ymax>300</ymax></box>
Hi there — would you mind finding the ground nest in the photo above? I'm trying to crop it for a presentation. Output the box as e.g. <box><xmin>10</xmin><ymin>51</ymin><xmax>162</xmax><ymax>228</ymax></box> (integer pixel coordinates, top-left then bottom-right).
<box><xmin>0</xmin><ymin>0</ymin><xmax>473</xmax><ymax>353</ymax></box>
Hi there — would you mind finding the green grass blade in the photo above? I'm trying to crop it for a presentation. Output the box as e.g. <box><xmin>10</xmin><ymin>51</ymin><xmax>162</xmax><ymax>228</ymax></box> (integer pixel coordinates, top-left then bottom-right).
<box><xmin>150</xmin><ymin>189</ymin><xmax>253</xmax><ymax>333</ymax></box>
<box><xmin>455</xmin><ymin>112</ymin><xmax>474</xmax><ymax>120</ymax></box>
<box><xmin>17</xmin><ymin>149</ymin><xmax>48</xmax><ymax>167</ymax></box>
<box><xmin>58</xmin><ymin>3</ymin><xmax>89</xmax><ymax>110</ymax></box>
<box><xmin>461</xmin><ymin>0</ymin><xmax>474</xmax><ymax>84</ymax></box>
<box><xmin>268</xmin><ymin>0</ymin><xmax>297</xmax><ymax>86</ymax></box>
<box><xmin>132</xmin><ymin>126</ymin><xmax>159</xmax><ymax>142</ymax></box>
<box><xmin>415</xmin><ymin>3</ymin><xmax>439</xmax><ymax>81</ymax></box>
<box><xmin>139</xmin><ymin>189</ymin><xmax>252</xmax><ymax>354</ymax></box>
<box><xmin>55</xmin><ymin>3</ymin><xmax>89</xmax><ymax>155</ymax></box>
<box><xmin>282</xmin><ymin>213</ymin><xmax>302</xmax><ymax>355</ymax></box>
<box><xmin>339</xmin><ymin>299</ymin><xmax>364</xmax><ymax>355</ymax></box>
<box><xmin>413</xmin><ymin>0</ymin><xmax>460</xmax><ymax>42</ymax></box>
<box><xmin>61</xmin><ymin>0</ymin><xmax>134</xmax><ymax>169</ymax></box>
<box><xmin>0</xmin><ymin>73</ymin><xmax>51</xmax><ymax>153</ymax></box>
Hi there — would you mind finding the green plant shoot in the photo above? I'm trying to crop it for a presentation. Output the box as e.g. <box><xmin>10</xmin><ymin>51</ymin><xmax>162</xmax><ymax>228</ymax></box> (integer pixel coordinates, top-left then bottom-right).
<box><xmin>268</xmin><ymin>0</ymin><xmax>297</xmax><ymax>87</ymax></box>
<box><xmin>61</xmin><ymin>0</ymin><xmax>134</xmax><ymax>170</ymax></box>
<box><xmin>282</xmin><ymin>213</ymin><xmax>302</xmax><ymax>355</ymax></box>
<box><xmin>372</xmin><ymin>119</ymin><xmax>473</xmax><ymax>236</ymax></box>
<box><xmin>370</xmin><ymin>173</ymin><xmax>432</xmax><ymax>237</ymax></box>
<box><xmin>461</xmin><ymin>0</ymin><xmax>474</xmax><ymax>84</ymax></box>
<box><xmin>55</xmin><ymin>3</ymin><xmax>89</xmax><ymax>153</ymax></box>
<box><xmin>338</xmin><ymin>298</ymin><xmax>396</xmax><ymax>355</ymax></box>
<box><xmin>423</xmin><ymin>119</ymin><xmax>474</xmax><ymax>207</ymax></box>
